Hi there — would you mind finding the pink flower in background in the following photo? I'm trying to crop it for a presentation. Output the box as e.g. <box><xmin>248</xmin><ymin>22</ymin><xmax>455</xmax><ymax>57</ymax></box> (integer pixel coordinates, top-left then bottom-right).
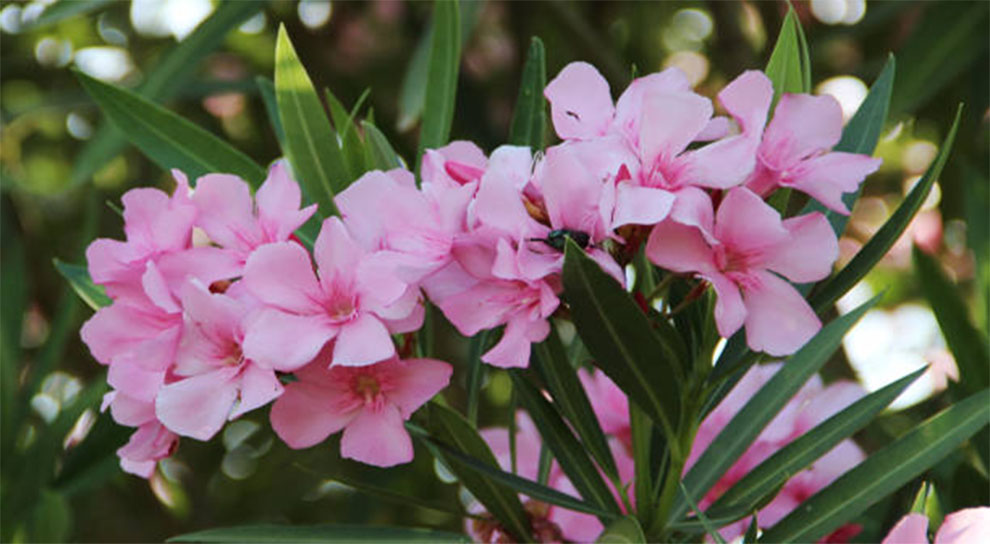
<box><xmin>744</xmin><ymin>93</ymin><xmax>882</xmax><ymax>214</ymax></box>
<box><xmin>270</xmin><ymin>353</ymin><xmax>451</xmax><ymax>467</ymax></box>
<box><xmin>647</xmin><ymin>187</ymin><xmax>837</xmax><ymax>355</ymax></box>
<box><xmin>190</xmin><ymin>161</ymin><xmax>316</xmax><ymax>265</ymax></box>
<box><xmin>114</xmin><ymin>420</ymin><xmax>178</xmax><ymax>479</ymax></box>
<box><xmin>578</xmin><ymin>368</ymin><xmax>630</xmax><ymax>445</ymax></box>
<box><xmin>242</xmin><ymin>217</ymin><xmax>412</xmax><ymax>369</ymax></box>
<box><xmin>154</xmin><ymin>281</ymin><xmax>284</xmax><ymax>441</ymax></box>
<box><xmin>883</xmin><ymin>508</ymin><xmax>990</xmax><ymax>544</ymax></box>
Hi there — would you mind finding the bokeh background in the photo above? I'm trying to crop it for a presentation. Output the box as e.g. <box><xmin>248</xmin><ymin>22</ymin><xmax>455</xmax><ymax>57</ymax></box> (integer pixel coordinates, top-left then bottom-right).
<box><xmin>1</xmin><ymin>0</ymin><xmax>987</xmax><ymax>542</ymax></box>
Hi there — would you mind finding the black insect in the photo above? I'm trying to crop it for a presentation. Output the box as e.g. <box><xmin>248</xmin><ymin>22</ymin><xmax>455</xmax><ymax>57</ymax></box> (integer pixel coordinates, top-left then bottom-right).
<box><xmin>530</xmin><ymin>229</ymin><xmax>591</xmax><ymax>251</ymax></box>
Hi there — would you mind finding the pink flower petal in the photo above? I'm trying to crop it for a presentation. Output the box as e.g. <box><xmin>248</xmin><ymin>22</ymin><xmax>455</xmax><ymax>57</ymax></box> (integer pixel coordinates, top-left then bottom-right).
<box><xmin>332</xmin><ymin>313</ymin><xmax>395</xmax><ymax>366</ymax></box>
<box><xmin>714</xmin><ymin>188</ymin><xmax>787</xmax><ymax>254</ymax></box>
<box><xmin>155</xmin><ymin>367</ymin><xmax>240</xmax><ymax>440</ymax></box>
<box><xmin>646</xmin><ymin>220</ymin><xmax>716</xmax><ymax>274</ymax></box>
<box><xmin>761</xmin><ymin>93</ymin><xmax>843</xmax><ymax>169</ymax></box>
<box><xmin>242</xmin><ymin>308</ymin><xmax>336</xmax><ymax>371</ymax></box>
<box><xmin>882</xmin><ymin>513</ymin><xmax>929</xmax><ymax>544</ymax></box>
<box><xmin>668</xmin><ymin>186</ymin><xmax>716</xmax><ymax>236</ymax></box>
<box><xmin>313</xmin><ymin>217</ymin><xmax>362</xmax><ymax>288</ymax></box>
<box><xmin>243</xmin><ymin>242</ymin><xmax>323</xmax><ymax>313</ymax></box>
<box><xmin>742</xmin><ymin>271</ymin><xmax>821</xmax><ymax>356</ymax></box>
<box><xmin>256</xmin><ymin>161</ymin><xmax>316</xmax><ymax>241</ymax></box>
<box><xmin>613</xmin><ymin>67</ymin><xmax>691</xmax><ymax>141</ymax></box>
<box><xmin>707</xmin><ymin>272</ymin><xmax>747</xmax><ymax>339</ymax></box>
<box><xmin>340</xmin><ymin>403</ymin><xmax>414</xmax><ymax>467</ymax></box>
<box><xmin>935</xmin><ymin>507</ymin><xmax>990</xmax><ymax>544</ymax></box>
<box><xmin>612</xmin><ymin>183</ymin><xmax>675</xmax><ymax>228</ymax></box>
<box><xmin>191</xmin><ymin>173</ymin><xmax>261</xmax><ymax>251</ymax></box>
<box><xmin>386</xmin><ymin>358</ymin><xmax>453</xmax><ymax>417</ymax></box>
<box><xmin>786</xmin><ymin>152</ymin><xmax>883</xmax><ymax>214</ymax></box>
<box><xmin>544</xmin><ymin>61</ymin><xmax>615</xmax><ymax>140</ymax></box>
<box><xmin>270</xmin><ymin>381</ymin><xmax>358</xmax><ymax>449</ymax></box>
<box><xmin>763</xmin><ymin>212</ymin><xmax>838</xmax><ymax>283</ymax></box>
<box><xmin>230</xmin><ymin>364</ymin><xmax>284</xmax><ymax>419</ymax></box>
<box><xmin>639</xmin><ymin>91</ymin><xmax>713</xmax><ymax>166</ymax></box>
<box><xmin>482</xmin><ymin>314</ymin><xmax>548</xmax><ymax>368</ymax></box>
<box><xmin>541</xmin><ymin>145</ymin><xmax>608</xmax><ymax>236</ymax></box>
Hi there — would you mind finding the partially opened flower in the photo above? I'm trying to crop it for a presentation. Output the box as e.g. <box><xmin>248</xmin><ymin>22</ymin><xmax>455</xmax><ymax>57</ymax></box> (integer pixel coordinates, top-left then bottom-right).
<box><xmin>242</xmin><ymin>217</ymin><xmax>412</xmax><ymax>369</ymax></box>
<box><xmin>744</xmin><ymin>92</ymin><xmax>882</xmax><ymax>214</ymax></box>
<box><xmin>270</xmin><ymin>353</ymin><xmax>451</xmax><ymax>467</ymax></box>
<box><xmin>114</xmin><ymin>420</ymin><xmax>178</xmax><ymax>479</ymax></box>
<box><xmin>647</xmin><ymin>187</ymin><xmax>837</xmax><ymax>355</ymax></box>
<box><xmin>883</xmin><ymin>507</ymin><xmax>990</xmax><ymax>544</ymax></box>
<box><xmin>154</xmin><ymin>281</ymin><xmax>284</xmax><ymax>441</ymax></box>
<box><xmin>190</xmin><ymin>161</ymin><xmax>316</xmax><ymax>265</ymax></box>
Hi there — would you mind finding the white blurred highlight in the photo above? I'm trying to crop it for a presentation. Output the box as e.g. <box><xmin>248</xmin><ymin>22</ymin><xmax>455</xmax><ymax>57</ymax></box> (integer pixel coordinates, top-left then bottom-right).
<box><xmin>817</xmin><ymin>76</ymin><xmax>868</xmax><ymax>123</ymax></box>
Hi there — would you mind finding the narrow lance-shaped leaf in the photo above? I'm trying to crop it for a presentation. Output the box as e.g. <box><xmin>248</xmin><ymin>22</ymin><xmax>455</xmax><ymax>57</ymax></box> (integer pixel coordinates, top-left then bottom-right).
<box><xmin>532</xmin><ymin>322</ymin><xmax>618</xmax><ymax>479</ymax></box>
<box><xmin>256</xmin><ymin>76</ymin><xmax>286</xmax><ymax>147</ymax></box>
<box><xmin>53</xmin><ymin>260</ymin><xmax>110</xmax><ymax>311</ymax></box>
<box><xmin>275</xmin><ymin>25</ymin><xmax>348</xmax><ymax>215</ymax></box>
<box><xmin>707</xmin><ymin>366</ymin><xmax>926</xmax><ymax>515</ymax></box>
<box><xmin>809</xmin><ymin>105</ymin><xmax>962</xmax><ymax>313</ymax></box>
<box><xmin>562</xmin><ymin>240</ymin><xmax>683</xmax><ymax>443</ymax></box>
<box><xmin>510</xmin><ymin>372</ymin><xmax>622</xmax><ymax>521</ymax></box>
<box><xmin>913</xmin><ymin>245</ymin><xmax>990</xmax><ymax>392</ymax></box>
<box><xmin>70</xmin><ymin>1</ymin><xmax>263</xmax><ymax>186</ymax></box>
<box><xmin>325</xmin><ymin>88</ymin><xmax>370</xmax><ymax>180</ymax></box>
<box><xmin>168</xmin><ymin>524</ymin><xmax>473</xmax><ymax>543</ymax></box>
<box><xmin>424</xmin><ymin>403</ymin><xmax>532</xmax><ymax>542</ymax></box>
<box><xmin>760</xmin><ymin>388</ymin><xmax>990</xmax><ymax>543</ymax></box>
<box><xmin>508</xmin><ymin>37</ymin><xmax>547</xmax><ymax>149</ymax></box>
<box><xmin>75</xmin><ymin>72</ymin><xmax>266</xmax><ymax>185</ymax></box>
<box><xmin>417</xmin><ymin>0</ymin><xmax>461</xmax><ymax>169</ymax></box>
<box><xmin>800</xmin><ymin>56</ymin><xmax>896</xmax><ymax>238</ymax></box>
<box><xmin>414</xmin><ymin>428</ymin><xmax>619</xmax><ymax>520</ymax></box>
<box><xmin>361</xmin><ymin>121</ymin><xmax>404</xmax><ymax>171</ymax></box>
<box><xmin>669</xmin><ymin>295</ymin><xmax>881</xmax><ymax>525</ymax></box>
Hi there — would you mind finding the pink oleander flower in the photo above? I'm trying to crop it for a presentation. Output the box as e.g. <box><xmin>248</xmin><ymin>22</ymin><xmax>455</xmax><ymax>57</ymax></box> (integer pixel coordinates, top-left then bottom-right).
<box><xmin>336</xmin><ymin>168</ymin><xmax>459</xmax><ymax>284</ymax></box>
<box><xmin>85</xmin><ymin>171</ymin><xmax>197</xmax><ymax>301</ymax></box>
<box><xmin>883</xmin><ymin>507</ymin><xmax>990</xmax><ymax>544</ymax></box>
<box><xmin>685</xmin><ymin>363</ymin><xmax>866</xmax><ymax>542</ymax></box>
<box><xmin>421</xmin><ymin>140</ymin><xmax>488</xmax><ymax>189</ymax></box>
<box><xmin>471</xmin><ymin>412</ymin><xmax>634</xmax><ymax>543</ymax></box>
<box><xmin>190</xmin><ymin>161</ymin><xmax>317</xmax><ymax>265</ymax></box>
<box><xmin>647</xmin><ymin>187</ymin><xmax>838</xmax><ymax>355</ymax></box>
<box><xmin>154</xmin><ymin>281</ymin><xmax>285</xmax><ymax>441</ymax></box>
<box><xmin>270</xmin><ymin>352</ymin><xmax>451</xmax><ymax>467</ymax></box>
<box><xmin>744</xmin><ymin>91</ymin><xmax>882</xmax><ymax>214</ymax></box>
<box><xmin>114</xmin><ymin>420</ymin><xmax>179</xmax><ymax>479</ymax></box>
<box><xmin>546</xmin><ymin>63</ymin><xmax>771</xmax><ymax>234</ymax></box>
<box><xmin>242</xmin><ymin>217</ymin><xmax>416</xmax><ymax>369</ymax></box>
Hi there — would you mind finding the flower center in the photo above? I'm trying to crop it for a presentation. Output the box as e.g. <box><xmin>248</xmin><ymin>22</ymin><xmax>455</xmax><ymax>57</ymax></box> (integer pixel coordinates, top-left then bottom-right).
<box><xmin>326</xmin><ymin>295</ymin><xmax>358</xmax><ymax>323</ymax></box>
<box><xmin>353</xmin><ymin>374</ymin><xmax>381</xmax><ymax>403</ymax></box>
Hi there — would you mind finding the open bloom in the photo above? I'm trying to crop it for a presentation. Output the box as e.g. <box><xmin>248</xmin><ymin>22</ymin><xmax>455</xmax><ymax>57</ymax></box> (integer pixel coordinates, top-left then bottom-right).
<box><xmin>647</xmin><ymin>187</ymin><xmax>837</xmax><ymax>355</ymax></box>
<box><xmin>242</xmin><ymin>217</ymin><xmax>413</xmax><ymax>369</ymax></box>
<box><xmin>744</xmin><ymin>92</ymin><xmax>882</xmax><ymax>214</ymax></box>
<box><xmin>270</xmin><ymin>353</ymin><xmax>451</xmax><ymax>467</ymax></box>
<box><xmin>883</xmin><ymin>508</ymin><xmax>990</xmax><ymax>544</ymax></box>
<box><xmin>190</xmin><ymin>161</ymin><xmax>316</xmax><ymax>266</ymax></box>
<box><xmin>154</xmin><ymin>281</ymin><xmax>284</xmax><ymax>441</ymax></box>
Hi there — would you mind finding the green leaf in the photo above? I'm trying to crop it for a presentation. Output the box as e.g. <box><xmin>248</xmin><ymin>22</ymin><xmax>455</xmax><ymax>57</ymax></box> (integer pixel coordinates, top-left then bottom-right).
<box><xmin>508</xmin><ymin>37</ymin><xmax>547</xmax><ymax>149</ymax></box>
<box><xmin>800</xmin><ymin>55</ymin><xmax>896</xmax><ymax>238</ymax></box>
<box><xmin>21</xmin><ymin>0</ymin><xmax>114</xmax><ymax>30</ymax></box>
<box><xmin>808</xmin><ymin>105</ymin><xmax>962</xmax><ymax>313</ymax></box>
<box><xmin>424</xmin><ymin>403</ymin><xmax>531</xmax><ymax>542</ymax></box>
<box><xmin>417</xmin><ymin>429</ymin><xmax>618</xmax><ymax>520</ymax></box>
<box><xmin>764</xmin><ymin>6</ymin><xmax>811</xmax><ymax>102</ymax></box>
<box><xmin>670</xmin><ymin>295</ymin><xmax>880</xmax><ymax>525</ymax></box>
<box><xmin>361</xmin><ymin>121</ymin><xmax>403</xmax><ymax>171</ymax></box>
<box><xmin>629</xmin><ymin>403</ymin><xmax>655</xmax><ymax>529</ymax></box>
<box><xmin>708</xmin><ymin>366</ymin><xmax>925</xmax><ymax>515</ymax></box>
<box><xmin>275</xmin><ymin>25</ymin><xmax>348</xmax><ymax>215</ymax></box>
<box><xmin>26</xmin><ymin>489</ymin><xmax>71</xmax><ymax>543</ymax></box>
<box><xmin>909</xmin><ymin>481</ymin><xmax>943</xmax><ymax>530</ymax></box>
<box><xmin>913</xmin><ymin>245</ymin><xmax>990</xmax><ymax>392</ymax></box>
<box><xmin>75</xmin><ymin>72</ymin><xmax>266</xmax><ymax>185</ymax></box>
<box><xmin>417</xmin><ymin>0</ymin><xmax>461</xmax><ymax>167</ymax></box>
<box><xmin>70</xmin><ymin>1</ymin><xmax>263</xmax><ymax>186</ymax></box>
<box><xmin>0</xmin><ymin>205</ymin><xmax>26</xmax><ymax>455</ymax></box>
<box><xmin>510</xmin><ymin>372</ymin><xmax>622</xmax><ymax>520</ymax></box>
<box><xmin>532</xmin><ymin>323</ymin><xmax>618</xmax><ymax>478</ymax></box>
<box><xmin>561</xmin><ymin>240</ymin><xmax>681</xmax><ymax>440</ymax></box>
<box><xmin>596</xmin><ymin>516</ymin><xmax>647</xmax><ymax>544</ymax></box>
<box><xmin>53</xmin><ymin>259</ymin><xmax>111</xmax><ymax>311</ymax></box>
<box><xmin>760</xmin><ymin>388</ymin><xmax>990</xmax><ymax>543</ymax></box>
<box><xmin>325</xmin><ymin>88</ymin><xmax>369</xmax><ymax>179</ymax></box>
<box><xmin>169</xmin><ymin>524</ymin><xmax>472</xmax><ymax>543</ymax></box>
<box><xmin>465</xmin><ymin>331</ymin><xmax>488</xmax><ymax>426</ymax></box>
<box><xmin>256</xmin><ymin>76</ymin><xmax>286</xmax><ymax>146</ymax></box>
<box><xmin>680</xmin><ymin>482</ymin><xmax>727</xmax><ymax>544</ymax></box>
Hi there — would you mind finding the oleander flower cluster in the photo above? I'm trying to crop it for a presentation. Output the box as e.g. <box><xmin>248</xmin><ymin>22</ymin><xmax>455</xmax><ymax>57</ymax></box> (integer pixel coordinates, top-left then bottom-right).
<box><xmin>80</xmin><ymin>62</ymin><xmax>881</xmax><ymax>477</ymax></box>
<box><xmin>469</xmin><ymin>365</ymin><xmax>867</xmax><ymax>543</ymax></box>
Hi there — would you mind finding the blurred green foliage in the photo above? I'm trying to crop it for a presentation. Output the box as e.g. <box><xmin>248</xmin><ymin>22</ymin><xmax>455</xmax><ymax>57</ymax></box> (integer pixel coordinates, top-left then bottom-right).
<box><xmin>1</xmin><ymin>1</ymin><xmax>986</xmax><ymax>542</ymax></box>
